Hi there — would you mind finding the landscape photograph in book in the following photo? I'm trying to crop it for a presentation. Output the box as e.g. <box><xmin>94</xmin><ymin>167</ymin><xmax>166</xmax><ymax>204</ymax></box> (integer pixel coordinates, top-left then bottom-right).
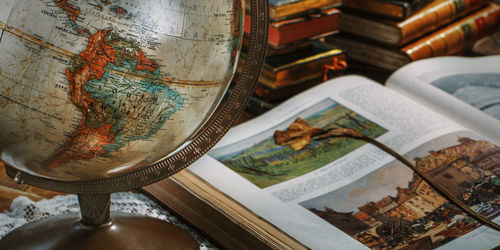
<box><xmin>209</xmin><ymin>98</ymin><xmax>387</xmax><ymax>188</ymax></box>
<box><xmin>430</xmin><ymin>73</ymin><xmax>500</xmax><ymax>120</ymax></box>
<box><xmin>300</xmin><ymin>131</ymin><xmax>500</xmax><ymax>249</ymax></box>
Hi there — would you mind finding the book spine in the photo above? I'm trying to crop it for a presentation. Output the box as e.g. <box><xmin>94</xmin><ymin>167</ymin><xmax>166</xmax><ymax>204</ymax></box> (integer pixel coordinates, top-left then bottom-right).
<box><xmin>399</xmin><ymin>0</ymin><xmax>492</xmax><ymax>45</ymax></box>
<box><xmin>403</xmin><ymin>4</ymin><xmax>500</xmax><ymax>60</ymax></box>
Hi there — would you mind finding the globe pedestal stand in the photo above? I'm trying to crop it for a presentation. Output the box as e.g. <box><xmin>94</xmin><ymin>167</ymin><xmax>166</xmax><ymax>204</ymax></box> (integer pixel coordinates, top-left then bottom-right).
<box><xmin>0</xmin><ymin>193</ymin><xmax>199</xmax><ymax>250</ymax></box>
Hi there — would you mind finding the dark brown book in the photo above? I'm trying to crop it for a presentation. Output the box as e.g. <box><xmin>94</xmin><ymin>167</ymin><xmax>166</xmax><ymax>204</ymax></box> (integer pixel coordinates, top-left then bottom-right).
<box><xmin>327</xmin><ymin>4</ymin><xmax>500</xmax><ymax>70</ymax></box>
<box><xmin>254</xmin><ymin>41</ymin><xmax>345</xmax><ymax>89</ymax></box>
<box><xmin>341</xmin><ymin>0</ymin><xmax>491</xmax><ymax>46</ymax></box>
<box><xmin>342</xmin><ymin>0</ymin><xmax>433</xmax><ymax>20</ymax></box>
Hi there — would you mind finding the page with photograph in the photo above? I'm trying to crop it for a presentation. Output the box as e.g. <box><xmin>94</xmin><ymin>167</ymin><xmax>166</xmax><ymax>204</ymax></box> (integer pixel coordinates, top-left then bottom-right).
<box><xmin>386</xmin><ymin>56</ymin><xmax>500</xmax><ymax>144</ymax></box>
<box><xmin>300</xmin><ymin>130</ymin><xmax>500</xmax><ymax>249</ymax></box>
<box><xmin>188</xmin><ymin>76</ymin><xmax>499</xmax><ymax>249</ymax></box>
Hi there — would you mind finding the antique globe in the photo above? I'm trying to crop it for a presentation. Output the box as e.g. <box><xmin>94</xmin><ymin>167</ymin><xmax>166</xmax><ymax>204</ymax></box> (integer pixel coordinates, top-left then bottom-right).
<box><xmin>0</xmin><ymin>0</ymin><xmax>268</xmax><ymax>249</ymax></box>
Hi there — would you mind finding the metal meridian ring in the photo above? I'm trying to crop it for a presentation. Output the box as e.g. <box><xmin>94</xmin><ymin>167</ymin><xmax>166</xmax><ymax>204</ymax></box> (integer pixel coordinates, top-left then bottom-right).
<box><xmin>5</xmin><ymin>0</ymin><xmax>269</xmax><ymax>194</ymax></box>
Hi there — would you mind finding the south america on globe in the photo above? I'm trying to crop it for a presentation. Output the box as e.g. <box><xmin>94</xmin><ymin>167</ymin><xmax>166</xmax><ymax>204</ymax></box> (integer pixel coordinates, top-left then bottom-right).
<box><xmin>0</xmin><ymin>0</ymin><xmax>243</xmax><ymax>180</ymax></box>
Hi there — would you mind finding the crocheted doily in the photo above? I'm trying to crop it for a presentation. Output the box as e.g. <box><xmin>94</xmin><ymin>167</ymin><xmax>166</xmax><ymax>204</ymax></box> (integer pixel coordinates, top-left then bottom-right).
<box><xmin>0</xmin><ymin>192</ymin><xmax>215</xmax><ymax>249</ymax></box>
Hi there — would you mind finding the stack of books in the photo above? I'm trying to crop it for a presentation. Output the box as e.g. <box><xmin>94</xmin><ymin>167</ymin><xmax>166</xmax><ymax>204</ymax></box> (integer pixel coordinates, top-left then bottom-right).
<box><xmin>325</xmin><ymin>0</ymin><xmax>500</xmax><ymax>72</ymax></box>
<box><xmin>241</xmin><ymin>0</ymin><xmax>347</xmax><ymax>114</ymax></box>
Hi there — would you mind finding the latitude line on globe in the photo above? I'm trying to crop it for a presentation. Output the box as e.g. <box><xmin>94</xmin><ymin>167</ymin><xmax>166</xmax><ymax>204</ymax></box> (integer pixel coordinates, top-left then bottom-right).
<box><xmin>3</xmin><ymin>26</ymin><xmax>228</xmax><ymax>87</ymax></box>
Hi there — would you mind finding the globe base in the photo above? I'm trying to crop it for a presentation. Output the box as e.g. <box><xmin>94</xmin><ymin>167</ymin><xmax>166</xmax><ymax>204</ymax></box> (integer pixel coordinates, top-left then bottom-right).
<box><xmin>0</xmin><ymin>213</ymin><xmax>199</xmax><ymax>250</ymax></box>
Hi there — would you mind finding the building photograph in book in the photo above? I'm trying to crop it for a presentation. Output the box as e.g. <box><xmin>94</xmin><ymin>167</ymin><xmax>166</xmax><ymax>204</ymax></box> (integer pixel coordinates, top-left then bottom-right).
<box><xmin>209</xmin><ymin>98</ymin><xmax>387</xmax><ymax>188</ymax></box>
<box><xmin>430</xmin><ymin>73</ymin><xmax>500</xmax><ymax>120</ymax></box>
<box><xmin>299</xmin><ymin>131</ymin><xmax>500</xmax><ymax>249</ymax></box>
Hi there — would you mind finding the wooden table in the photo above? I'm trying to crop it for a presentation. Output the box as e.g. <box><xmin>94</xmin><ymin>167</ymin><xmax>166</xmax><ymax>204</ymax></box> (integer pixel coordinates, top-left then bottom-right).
<box><xmin>0</xmin><ymin>163</ymin><xmax>62</xmax><ymax>212</ymax></box>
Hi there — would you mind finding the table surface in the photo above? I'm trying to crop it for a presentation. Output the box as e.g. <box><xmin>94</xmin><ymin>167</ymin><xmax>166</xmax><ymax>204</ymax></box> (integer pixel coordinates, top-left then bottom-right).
<box><xmin>0</xmin><ymin>163</ymin><xmax>61</xmax><ymax>212</ymax></box>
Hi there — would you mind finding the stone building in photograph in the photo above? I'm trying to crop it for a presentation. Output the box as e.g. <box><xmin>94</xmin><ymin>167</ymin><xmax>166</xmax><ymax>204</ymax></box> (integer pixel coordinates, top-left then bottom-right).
<box><xmin>307</xmin><ymin>137</ymin><xmax>500</xmax><ymax>248</ymax></box>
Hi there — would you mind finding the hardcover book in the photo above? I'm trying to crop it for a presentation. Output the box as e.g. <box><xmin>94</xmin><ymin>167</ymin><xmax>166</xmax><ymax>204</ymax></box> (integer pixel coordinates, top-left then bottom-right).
<box><xmin>144</xmin><ymin>56</ymin><xmax>500</xmax><ymax>249</ymax></box>
<box><xmin>326</xmin><ymin>4</ymin><xmax>500</xmax><ymax>70</ymax></box>
<box><xmin>403</xmin><ymin>4</ymin><xmax>500</xmax><ymax>60</ymax></box>
<box><xmin>244</xmin><ymin>8</ymin><xmax>341</xmax><ymax>48</ymax></box>
<box><xmin>241</xmin><ymin>41</ymin><xmax>346</xmax><ymax>89</ymax></box>
<box><xmin>341</xmin><ymin>0</ymin><xmax>491</xmax><ymax>46</ymax></box>
<box><xmin>247</xmin><ymin>0</ymin><xmax>344</xmax><ymax>21</ymax></box>
<box><xmin>342</xmin><ymin>0</ymin><xmax>433</xmax><ymax>20</ymax></box>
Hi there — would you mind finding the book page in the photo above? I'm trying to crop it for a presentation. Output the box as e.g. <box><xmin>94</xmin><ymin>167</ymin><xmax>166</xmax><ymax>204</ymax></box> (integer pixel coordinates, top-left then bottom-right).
<box><xmin>189</xmin><ymin>76</ymin><xmax>500</xmax><ymax>249</ymax></box>
<box><xmin>386</xmin><ymin>56</ymin><xmax>500</xmax><ymax>145</ymax></box>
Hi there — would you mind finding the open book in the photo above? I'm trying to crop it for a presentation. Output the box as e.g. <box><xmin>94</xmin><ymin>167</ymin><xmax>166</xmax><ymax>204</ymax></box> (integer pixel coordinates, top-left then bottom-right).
<box><xmin>143</xmin><ymin>56</ymin><xmax>500</xmax><ymax>249</ymax></box>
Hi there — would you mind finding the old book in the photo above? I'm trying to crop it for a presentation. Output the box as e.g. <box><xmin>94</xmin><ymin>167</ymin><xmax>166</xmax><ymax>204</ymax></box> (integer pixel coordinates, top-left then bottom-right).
<box><xmin>144</xmin><ymin>56</ymin><xmax>500</xmax><ymax>249</ymax></box>
<box><xmin>341</xmin><ymin>0</ymin><xmax>491</xmax><ymax>46</ymax></box>
<box><xmin>326</xmin><ymin>4</ymin><xmax>500</xmax><ymax>70</ymax></box>
<box><xmin>244</xmin><ymin>8</ymin><xmax>341</xmax><ymax>48</ymax></box>
<box><xmin>265</xmin><ymin>41</ymin><xmax>313</xmax><ymax>56</ymax></box>
<box><xmin>342</xmin><ymin>0</ymin><xmax>433</xmax><ymax>20</ymax></box>
<box><xmin>404</xmin><ymin>4</ymin><xmax>500</xmax><ymax>60</ymax></box>
<box><xmin>245</xmin><ymin>0</ymin><xmax>344</xmax><ymax>21</ymax></box>
<box><xmin>239</xmin><ymin>42</ymin><xmax>346</xmax><ymax>103</ymax></box>
<box><xmin>256</xmin><ymin>41</ymin><xmax>345</xmax><ymax>89</ymax></box>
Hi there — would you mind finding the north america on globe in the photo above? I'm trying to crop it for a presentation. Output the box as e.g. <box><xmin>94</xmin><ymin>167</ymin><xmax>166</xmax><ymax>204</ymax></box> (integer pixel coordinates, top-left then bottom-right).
<box><xmin>0</xmin><ymin>0</ymin><xmax>242</xmax><ymax>180</ymax></box>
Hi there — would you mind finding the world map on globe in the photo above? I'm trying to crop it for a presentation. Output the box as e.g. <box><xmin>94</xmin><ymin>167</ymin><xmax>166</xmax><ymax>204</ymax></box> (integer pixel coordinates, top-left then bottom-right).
<box><xmin>0</xmin><ymin>0</ymin><xmax>243</xmax><ymax>180</ymax></box>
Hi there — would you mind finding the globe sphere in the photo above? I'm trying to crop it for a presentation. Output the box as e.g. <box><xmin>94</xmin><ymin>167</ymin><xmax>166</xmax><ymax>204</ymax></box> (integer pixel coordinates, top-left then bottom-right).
<box><xmin>0</xmin><ymin>0</ymin><xmax>244</xmax><ymax>181</ymax></box>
